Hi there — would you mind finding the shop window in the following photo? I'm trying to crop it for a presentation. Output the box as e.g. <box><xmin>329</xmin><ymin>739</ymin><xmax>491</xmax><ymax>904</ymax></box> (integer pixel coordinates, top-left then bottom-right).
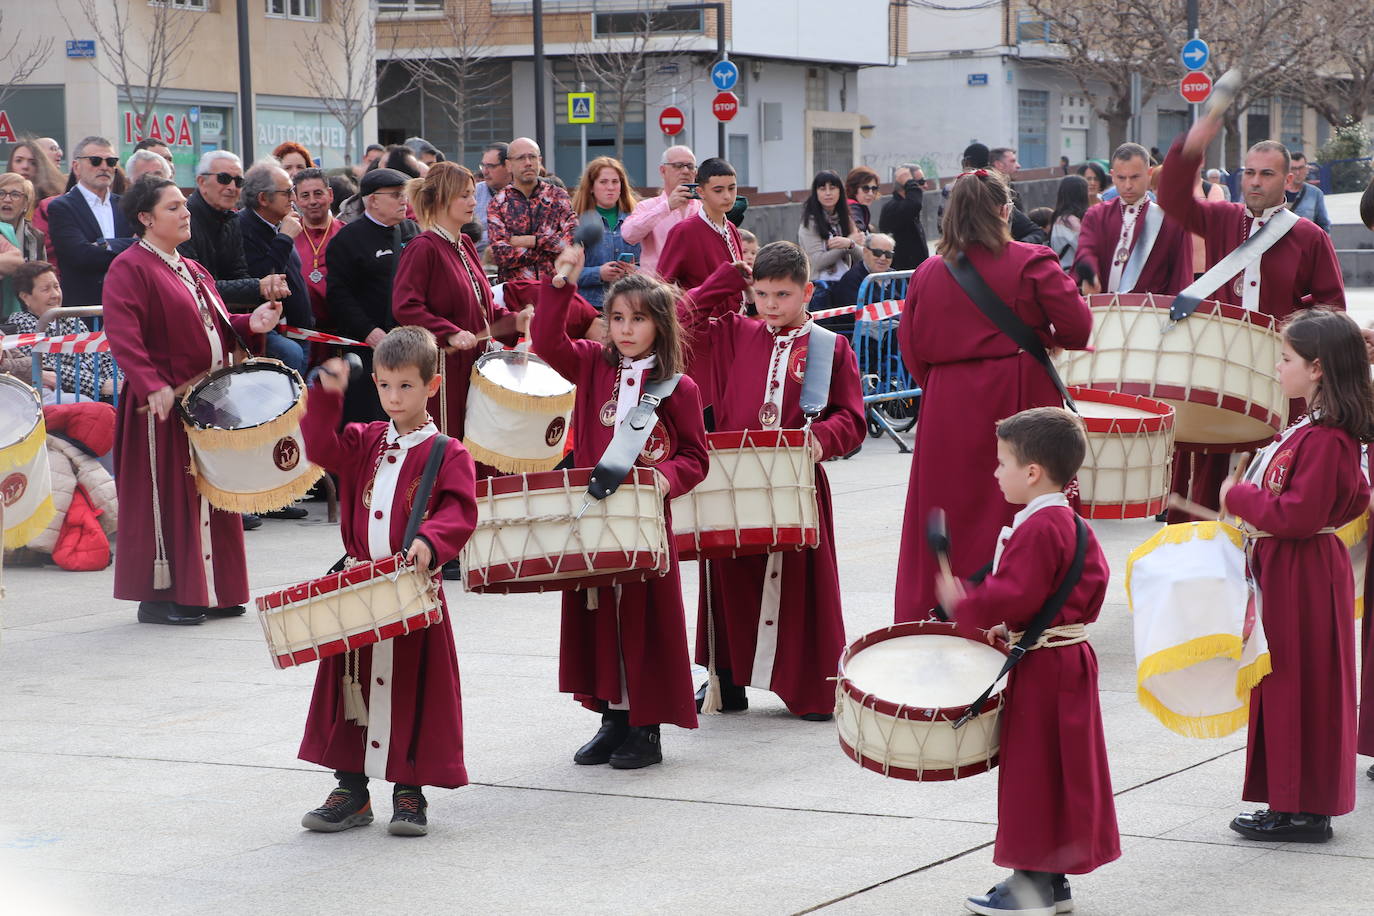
<box><xmin>267</xmin><ymin>0</ymin><xmax>321</xmax><ymax>20</ymax></box>
<box><xmin>154</xmin><ymin>0</ymin><xmax>209</xmax><ymax>9</ymax></box>
<box><xmin>378</xmin><ymin>0</ymin><xmax>444</xmax><ymax>13</ymax></box>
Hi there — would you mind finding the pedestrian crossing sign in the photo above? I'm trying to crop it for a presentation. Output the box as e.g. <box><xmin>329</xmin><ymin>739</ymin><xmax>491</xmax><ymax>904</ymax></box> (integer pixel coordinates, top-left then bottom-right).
<box><xmin>569</xmin><ymin>92</ymin><xmax>596</xmax><ymax>124</ymax></box>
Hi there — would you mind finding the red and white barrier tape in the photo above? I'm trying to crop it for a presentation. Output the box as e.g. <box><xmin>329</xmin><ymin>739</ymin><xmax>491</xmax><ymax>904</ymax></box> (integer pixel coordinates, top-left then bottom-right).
<box><xmin>809</xmin><ymin>298</ymin><xmax>905</xmax><ymax>323</ymax></box>
<box><xmin>0</xmin><ymin>331</ymin><xmax>109</xmax><ymax>353</ymax></box>
<box><xmin>279</xmin><ymin>325</ymin><xmax>369</xmax><ymax>348</ymax></box>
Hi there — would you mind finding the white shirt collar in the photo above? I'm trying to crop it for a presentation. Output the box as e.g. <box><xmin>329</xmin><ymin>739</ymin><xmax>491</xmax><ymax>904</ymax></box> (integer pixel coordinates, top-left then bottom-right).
<box><xmin>365</xmin><ymin>211</ymin><xmax>391</xmax><ymax>229</ymax></box>
<box><xmin>386</xmin><ymin>419</ymin><xmax>438</xmax><ymax>449</ymax></box>
<box><xmin>254</xmin><ymin>209</ymin><xmax>280</xmax><ymax>232</ymax></box>
<box><xmin>78</xmin><ymin>182</ymin><xmax>110</xmax><ymax>208</ymax></box>
<box><xmin>1251</xmin><ymin>202</ymin><xmax>1285</xmax><ymax>222</ymax></box>
<box><xmin>769</xmin><ymin>319</ymin><xmax>812</xmax><ymax>340</ymax></box>
<box><xmin>620</xmin><ymin>353</ymin><xmax>657</xmax><ymax>371</ymax></box>
<box><xmin>1010</xmin><ymin>491</ymin><xmax>1070</xmax><ymax>531</ymax></box>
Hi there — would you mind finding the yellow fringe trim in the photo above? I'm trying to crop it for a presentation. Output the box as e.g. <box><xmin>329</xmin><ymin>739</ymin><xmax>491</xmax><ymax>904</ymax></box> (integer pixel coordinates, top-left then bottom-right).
<box><xmin>1357</xmin><ymin>596</ymin><xmax>1364</xmax><ymax>621</ymax></box>
<box><xmin>462</xmin><ymin>438</ymin><xmax>564</xmax><ymax>474</ymax></box>
<box><xmin>0</xmin><ymin>421</ymin><xmax>46</xmax><ymax>475</ymax></box>
<box><xmin>1137</xmin><ymin>633</ymin><xmax>1244</xmax><ymax>683</ymax></box>
<box><xmin>1137</xmin><ymin>684</ymin><xmax>1251</xmax><ymax>739</ymax></box>
<box><xmin>3</xmin><ymin>495</ymin><xmax>56</xmax><ymax>549</ymax></box>
<box><xmin>470</xmin><ymin>366</ymin><xmax>576</xmax><ymax>415</ymax></box>
<box><xmin>1234</xmin><ymin>650</ymin><xmax>1273</xmax><ymax>699</ymax></box>
<box><xmin>181</xmin><ymin>390</ymin><xmax>309</xmax><ymax>452</ymax></box>
<box><xmin>189</xmin><ymin>463</ymin><xmax>324</xmax><ymax>514</ymax></box>
<box><xmin>1125</xmin><ymin>521</ymin><xmax>1244</xmax><ymax>612</ymax></box>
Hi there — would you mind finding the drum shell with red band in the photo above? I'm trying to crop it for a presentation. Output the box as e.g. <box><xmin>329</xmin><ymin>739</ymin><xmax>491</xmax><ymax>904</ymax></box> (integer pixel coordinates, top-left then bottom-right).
<box><xmin>1070</xmin><ymin>387</ymin><xmax>1175</xmax><ymax>520</ymax></box>
<box><xmin>0</xmin><ymin>375</ymin><xmax>56</xmax><ymax>550</ymax></box>
<box><xmin>670</xmin><ymin>428</ymin><xmax>819</xmax><ymax>561</ymax></box>
<box><xmin>835</xmin><ymin>620</ymin><xmax>1008</xmax><ymax>781</ymax></box>
<box><xmin>1059</xmin><ymin>293</ymin><xmax>1286</xmax><ymax>452</ymax></box>
<box><xmin>463</xmin><ymin>466</ymin><xmax>669</xmax><ymax>594</ymax></box>
<box><xmin>255</xmin><ymin>554</ymin><xmax>443</xmax><ymax>669</ymax></box>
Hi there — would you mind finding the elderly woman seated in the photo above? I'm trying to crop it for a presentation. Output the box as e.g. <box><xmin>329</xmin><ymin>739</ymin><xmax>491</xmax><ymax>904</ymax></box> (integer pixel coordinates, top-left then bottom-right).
<box><xmin>6</xmin><ymin>260</ymin><xmax>119</xmax><ymax>404</ymax></box>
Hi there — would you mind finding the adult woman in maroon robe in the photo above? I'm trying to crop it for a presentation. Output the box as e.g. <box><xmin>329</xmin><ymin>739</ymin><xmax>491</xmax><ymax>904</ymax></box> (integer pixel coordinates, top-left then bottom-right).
<box><xmin>103</xmin><ymin>176</ymin><xmax>280</xmax><ymax>626</ymax></box>
<box><xmin>894</xmin><ymin>169</ymin><xmax>1092</xmax><ymax>622</ymax></box>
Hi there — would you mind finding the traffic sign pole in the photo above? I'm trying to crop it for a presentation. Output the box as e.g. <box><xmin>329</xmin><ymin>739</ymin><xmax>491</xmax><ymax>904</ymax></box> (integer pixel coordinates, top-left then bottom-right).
<box><xmin>579</xmin><ymin>82</ymin><xmax>587</xmax><ymax>172</ymax></box>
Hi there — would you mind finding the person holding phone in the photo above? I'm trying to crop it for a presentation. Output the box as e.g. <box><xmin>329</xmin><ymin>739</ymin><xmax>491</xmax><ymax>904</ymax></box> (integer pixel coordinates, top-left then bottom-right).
<box><xmin>570</xmin><ymin>156</ymin><xmax>641</xmax><ymax>309</ymax></box>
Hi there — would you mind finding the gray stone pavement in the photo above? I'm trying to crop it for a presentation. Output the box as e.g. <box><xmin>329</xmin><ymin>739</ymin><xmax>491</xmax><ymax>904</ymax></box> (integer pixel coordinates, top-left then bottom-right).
<box><xmin>5</xmin><ymin>291</ymin><xmax>1374</xmax><ymax>914</ymax></box>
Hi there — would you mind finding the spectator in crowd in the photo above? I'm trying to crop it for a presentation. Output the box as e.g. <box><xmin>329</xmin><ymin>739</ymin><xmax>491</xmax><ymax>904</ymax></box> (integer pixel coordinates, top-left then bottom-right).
<box><xmin>1060</xmin><ymin>155</ymin><xmax>1071</xmax><ymax>175</ymax></box>
<box><xmin>830</xmin><ymin>230</ymin><xmax>896</xmax><ymax>314</ymax></box>
<box><xmin>1286</xmin><ymin>152</ymin><xmax>1330</xmax><ymax>232</ymax></box>
<box><xmin>405</xmin><ymin>137</ymin><xmax>444</xmax><ymax>165</ymax></box>
<box><xmin>879</xmin><ymin>163</ymin><xmax>930</xmax><ymax>271</ymax></box>
<box><xmin>1049</xmin><ymin>174</ymin><xmax>1090</xmax><ymax>270</ymax></box>
<box><xmin>36</xmin><ymin>137</ymin><xmax>64</xmax><ymax>170</ymax></box>
<box><xmin>125</xmin><ymin>149</ymin><xmax>172</xmax><ymax>183</ymax></box>
<box><xmin>738</xmin><ymin>227</ymin><xmax>758</xmax><ymax>268</ymax></box>
<box><xmin>989</xmin><ymin>146</ymin><xmax>1046</xmax><ymax>243</ymax></box>
<box><xmin>570</xmin><ymin>155</ymin><xmax>640</xmax><ymax>308</ymax></box>
<box><xmin>339</xmin><ymin>145</ymin><xmax>425</xmax><ymax>222</ymax></box>
<box><xmin>45</xmin><ymin>136</ymin><xmax>132</xmax><ymax>307</ymax></box>
<box><xmin>238</xmin><ymin>159</ymin><xmax>313</xmax><ymax>376</ymax></box>
<box><xmin>326</xmin><ymin>172</ymin><xmax>357</xmax><ymax>218</ymax></box>
<box><xmin>1027</xmin><ymin>206</ymin><xmax>1053</xmax><ymax>232</ymax></box>
<box><xmin>351</xmin><ymin>143</ymin><xmax>385</xmax><ymax>180</ymax></box>
<box><xmin>272</xmin><ymin>141</ymin><xmax>315</xmax><ymax>177</ymax></box>
<box><xmin>620</xmin><ymin>144</ymin><xmax>702</xmax><ymax>274</ymax></box>
<box><xmin>291</xmin><ymin>167</ymin><xmax>342</xmax><ymax>339</ymax></box>
<box><xmin>0</xmin><ymin>172</ymin><xmax>46</xmax><ymax>264</ymax></box>
<box><xmin>845</xmin><ymin>166</ymin><xmax>882</xmax><ymax>233</ymax></box>
<box><xmin>797</xmin><ymin>170</ymin><xmax>864</xmax><ymax>307</ymax></box>
<box><xmin>474</xmin><ymin>141</ymin><xmax>510</xmax><ymax>256</ymax></box>
<box><xmin>486</xmin><ymin>137</ymin><xmax>576</xmax><ymax>282</ymax></box>
<box><xmin>1077</xmin><ymin>161</ymin><xmax>1108</xmax><ymax>207</ymax></box>
<box><xmin>939</xmin><ymin>143</ymin><xmax>987</xmax><ymax>220</ymax></box>
<box><xmin>1206</xmin><ymin>167</ymin><xmax>1232</xmax><ymax>201</ymax></box>
<box><xmin>134</xmin><ymin>138</ymin><xmax>175</xmax><ymax>177</ymax></box>
<box><xmin>8</xmin><ymin>260</ymin><xmax>118</xmax><ymax>402</ymax></box>
<box><xmin>7</xmin><ymin>138</ymin><xmax>66</xmax><ymax>200</ymax></box>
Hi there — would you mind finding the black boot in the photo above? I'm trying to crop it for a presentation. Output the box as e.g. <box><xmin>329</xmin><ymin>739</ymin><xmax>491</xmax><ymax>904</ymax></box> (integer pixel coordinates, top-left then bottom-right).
<box><xmin>694</xmin><ymin>668</ymin><xmax>748</xmax><ymax>712</ymax></box>
<box><xmin>573</xmin><ymin>710</ymin><xmax>630</xmax><ymax>765</ymax></box>
<box><xmin>610</xmin><ymin>725</ymin><xmax>663</xmax><ymax>769</ymax></box>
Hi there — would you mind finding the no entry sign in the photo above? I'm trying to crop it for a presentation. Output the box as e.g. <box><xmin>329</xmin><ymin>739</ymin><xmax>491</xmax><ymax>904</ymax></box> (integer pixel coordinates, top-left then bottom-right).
<box><xmin>712</xmin><ymin>91</ymin><xmax>739</xmax><ymax>122</ymax></box>
<box><xmin>659</xmin><ymin>105</ymin><xmax>686</xmax><ymax>136</ymax></box>
<box><xmin>1180</xmin><ymin>71</ymin><xmax>1213</xmax><ymax>104</ymax></box>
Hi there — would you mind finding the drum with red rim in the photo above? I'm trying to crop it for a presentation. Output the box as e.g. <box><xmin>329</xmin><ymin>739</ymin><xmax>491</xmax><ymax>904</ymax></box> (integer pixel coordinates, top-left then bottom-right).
<box><xmin>1070</xmin><ymin>386</ymin><xmax>1176</xmax><ymax>520</ymax></box>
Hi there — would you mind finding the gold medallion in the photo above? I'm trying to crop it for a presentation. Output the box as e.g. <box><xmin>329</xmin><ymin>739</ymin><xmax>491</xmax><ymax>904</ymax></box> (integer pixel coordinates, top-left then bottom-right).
<box><xmin>759</xmin><ymin>402</ymin><xmax>780</xmax><ymax>427</ymax></box>
<box><xmin>600</xmin><ymin>399</ymin><xmax>618</xmax><ymax>426</ymax></box>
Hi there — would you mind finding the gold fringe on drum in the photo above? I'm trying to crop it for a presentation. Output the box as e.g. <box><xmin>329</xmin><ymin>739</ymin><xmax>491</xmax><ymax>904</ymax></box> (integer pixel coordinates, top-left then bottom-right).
<box><xmin>461</xmin><ymin>438</ymin><xmax>566</xmax><ymax>474</ymax></box>
<box><xmin>179</xmin><ymin>389</ymin><xmax>311</xmax><ymax>452</ymax></box>
<box><xmin>469</xmin><ymin>366</ymin><xmax>576</xmax><ymax>416</ymax></box>
<box><xmin>3</xmin><ymin>494</ymin><xmax>55</xmax><ymax>550</ymax></box>
<box><xmin>188</xmin><ymin>460</ymin><xmax>324</xmax><ymax>514</ymax></box>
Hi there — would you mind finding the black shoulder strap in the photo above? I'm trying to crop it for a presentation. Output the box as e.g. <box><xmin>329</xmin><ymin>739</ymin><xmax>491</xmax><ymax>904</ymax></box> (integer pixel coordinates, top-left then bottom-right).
<box><xmin>403</xmin><ymin>433</ymin><xmax>449</xmax><ymax>548</ymax></box>
<box><xmin>943</xmin><ymin>254</ymin><xmax>1077</xmax><ymax>413</ymax></box>
<box><xmin>954</xmin><ymin>514</ymin><xmax>1089</xmax><ymax>728</ymax></box>
<box><xmin>586</xmin><ymin>375</ymin><xmax>682</xmax><ymax>501</ymax></box>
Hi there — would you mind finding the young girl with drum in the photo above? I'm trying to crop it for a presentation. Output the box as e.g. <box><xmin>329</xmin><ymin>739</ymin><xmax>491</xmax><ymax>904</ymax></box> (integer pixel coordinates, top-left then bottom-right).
<box><xmin>531</xmin><ymin>248</ymin><xmax>710</xmax><ymax>769</ymax></box>
<box><xmin>1218</xmin><ymin>308</ymin><xmax>1374</xmax><ymax>844</ymax></box>
<box><xmin>936</xmin><ymin>407</ymin><xmax>1118</xmax><ymax>916</ymax></box>
<box><xmin>296</xmin><ymin>327</ymin><xmax>479</xmax><ymax>837</ymax></box>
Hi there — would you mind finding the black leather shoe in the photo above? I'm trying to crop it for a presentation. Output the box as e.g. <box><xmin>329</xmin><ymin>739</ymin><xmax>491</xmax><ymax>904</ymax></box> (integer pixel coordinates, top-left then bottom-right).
<box><xmin>694</xmin><ymin>669</ymin><xmax>748</xmax><ymax>712</ymax></box>
<box><xmin>263</xmin><ymin>504</ymin><xmax>309</xmax><ymax>520</ymax></box>
<box><xmin>137</xmin><ymin>601</ymin><xmax>205</xmax><ymax>626</ymax></box>
<box><xmin>573</xmin><ymin>710</ymin><xmax>630</xmax><ymax>765</ymax></box>
<box><xmin>1368</xmin><ymin>763</ymin><xmax>1374</xmax><ymax>781</ymax></box>
<box><xmin>610</xmin><ymin>725</ymin><xmax>663</xmax><ymax>769</ymax></box>
<box><xmin>1229</xmin><ymin>809</ymin><xmax>1332</xmax><ymax>843</ymax></box>
<box><xmin>205</xmin><ymin>605</ymin><xmax>247</xmax><ymax>617</ymax></box>
<box><xmin>799</xmin><ymin>712</ymin><xmax>833</xmax><ymax>722</ymax></box>
<box><xmin>241</xmin><ymin>513</ymin><xmax>262</xmax><ymax>531</ymax></box>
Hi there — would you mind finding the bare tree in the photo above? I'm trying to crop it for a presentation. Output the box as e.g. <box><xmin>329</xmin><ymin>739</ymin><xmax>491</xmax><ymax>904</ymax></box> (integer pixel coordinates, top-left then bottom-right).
<box><xmin>1273</xmin><ymin>0</ymin><xmax>1374</xmax><ymax>129</ymax></box>
<box><xmin>0</xmin><ymin>12</ymin><xmax>56</xmax><ymax>111</ymax></box>
<box><xmin>410</xmin><ymin>4</ymin><xmax>509</xmax><ymax>159</ymax></box>
<box><xmin>62</xmin><ymin>0</ymin><xmax>201</xmax><ymax>137</ymax></box>
<box><xmin>294</xmin><ymin>0</ymin><xmax>424</xmax><ymax>165</ymax></box>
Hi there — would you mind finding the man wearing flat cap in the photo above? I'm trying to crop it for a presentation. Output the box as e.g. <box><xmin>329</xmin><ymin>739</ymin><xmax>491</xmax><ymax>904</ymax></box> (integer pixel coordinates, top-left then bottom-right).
<box><xmin>325</xmin><ymin>168</ymin><xmax>421</xmax><ymax>421</ymax></box>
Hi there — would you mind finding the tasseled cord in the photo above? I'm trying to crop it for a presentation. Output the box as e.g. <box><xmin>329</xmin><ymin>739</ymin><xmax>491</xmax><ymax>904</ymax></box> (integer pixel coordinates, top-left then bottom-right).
<box><xmin>341</xmin><ymin>649</ymin><xmax>369</xmax><ymax>725</ymax></box>
<box><xmin>147</xmin><ymin>411</ymin><xmax>172</xmax><ymax>590</ymax></box>
<box><xmin>699</xmin><ymin>562</ymin><xmax>723</xmax><ymax>716</ymax></box>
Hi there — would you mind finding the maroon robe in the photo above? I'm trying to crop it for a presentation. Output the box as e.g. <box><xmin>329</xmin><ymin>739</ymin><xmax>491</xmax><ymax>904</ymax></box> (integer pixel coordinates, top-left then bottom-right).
<box><xmin>954</xmin><ymin>496</ymin><xmax>1119</xmax><ymax>874</ymax></box>
<box><xmin>894</xmin><ymin>243</ymin><xmax>1093</xmax><ymax>622</ymax></box>
<box><xmin>1225</xmin><ymin>423</ymin><xmax>1365</xmax><ymax>815</ymax></box>
<box><xmin>656</xmin><ymin>214</ymin><xmax>744</xmax><ymax>404</ymax></box>
<box><xmin>294</xmin><ymin>219</ymin><xmax>343</xmax><ymax>366</ymax></box>
<box><xmin>1158</xmin><ymin>136</ymin><xmax>1347</xmax><ymax>516</ymax></box>
<box><xmin>391</xmin><ymin>231</ymin><xmax>517</xmax><ymax>438</ymax></box>
<box><xmin>297</xmin><ymin>386</ymin><xmax>478</xmax><ymax>788</ymax></box>
<box><xmin>679</xmin><ymin>264</ymin><xmax>867</xmax><ymax>716</ymax></box>
<box><xmin>1073</xmin><ymin>197</ymin><xmax>1192</xmax><ymax>294</ymax></box>
<box><xmin>102</xmin><ymin>243</ymin><xmax>262</xmax><ymax>609</ymax></box>
<box><xmin>530</xmin><ymin>279</ymin><xmax>709</xmax><ymax>729</ymax></box>
<box><xmin>1361</xmin><ymin>471</ymin><xmax>1374</xmax><ymax>757</ymax></box>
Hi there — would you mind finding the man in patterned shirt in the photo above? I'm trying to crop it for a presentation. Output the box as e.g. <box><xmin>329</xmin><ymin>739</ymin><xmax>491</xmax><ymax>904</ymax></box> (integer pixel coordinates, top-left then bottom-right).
<box><xmin>486</xmin><ymin>137</ymin><xmax>576</xmax><ymax>282</ymax></box>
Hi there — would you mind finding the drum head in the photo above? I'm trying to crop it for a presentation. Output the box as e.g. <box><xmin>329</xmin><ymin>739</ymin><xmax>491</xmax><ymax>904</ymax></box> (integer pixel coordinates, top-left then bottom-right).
<box><xmin>0</xmin><ymin>375</ymin><xmax>42</xmax><ymax>448</ymax></box>
<box><xmin>476</xmin><ymin>350</ymin><xmax>573</xmax><ymax>397</ymax></box>
<box><xmin>844</xmin><ymin>633</ymin><xmax>1007</xmax><ymax>711</ymax></box>
<box><xmin>182</xmin><ymin>362</ymin><xmax>301</xmax><ymax>431</ymax></box>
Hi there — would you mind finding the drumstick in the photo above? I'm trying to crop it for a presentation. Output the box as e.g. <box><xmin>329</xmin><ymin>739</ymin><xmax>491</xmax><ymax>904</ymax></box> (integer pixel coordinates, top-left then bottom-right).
<box><xmin>136</xmin><ymin>377</ymin><xmax>199</xmax><ymax>415</ymax></box>
<box><xmin>1167</xmin><ymin>492</ymin><xmax>1220</xmax><ymax>521</ymax></box>
<box><xmin>925</xmin><ymin>509</ymin><xmax>954</xmax><ymax>622</ymax></box>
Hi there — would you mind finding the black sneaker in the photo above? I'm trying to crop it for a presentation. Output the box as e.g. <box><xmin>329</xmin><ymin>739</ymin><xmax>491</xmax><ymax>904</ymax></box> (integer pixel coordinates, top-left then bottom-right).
<box><xmin>1051</xmin><ymin>874</ymin><xmax>1072</xmax><ymax>914</ymax></box>
<box><xmin>390</xmin><ymin>788</ymin><xmax>428</xmax><ymax>836</ymax></box>
<box><xmin>301</xmin><ymin>787</ymin><xmax>373</xmax><ymax>832</ymax></box>
<box><xmin>241</xmin><ymin>514</ymin><xmax>262</xmax><ymax>531</ymax></box>
<box><xmin>264</xmin><ymin>504</ymin><xmax>309</xmax><ymax>520</ymax></box>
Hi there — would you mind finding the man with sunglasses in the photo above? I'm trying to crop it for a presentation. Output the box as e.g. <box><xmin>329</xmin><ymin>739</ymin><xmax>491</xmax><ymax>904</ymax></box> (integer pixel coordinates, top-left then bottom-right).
<box><xmin>620</xmin><ymin>144</ymin><xmax>702</xmax><ymax>274</ymax></box>
<box><xmin>45</xmin><ymin>136</ymin><xmax>133</xmax><ymax>307</ymax></box>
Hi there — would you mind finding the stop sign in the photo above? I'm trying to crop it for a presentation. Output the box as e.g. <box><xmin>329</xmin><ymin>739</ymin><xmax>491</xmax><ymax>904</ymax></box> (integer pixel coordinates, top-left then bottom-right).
<box><xmin>659</xmin><ymin>105</ymin><xmax>686</xmax><ymax>136</ymax></box>
<box><xmin>1180</xmin><ymin>71</ymin><xmax>1213</xmax><ymax>104</ymax></box>
<box><xmin>712</xmin><ymin>91</ymin><xmax>739</xmax><ymax>122</ymax></box>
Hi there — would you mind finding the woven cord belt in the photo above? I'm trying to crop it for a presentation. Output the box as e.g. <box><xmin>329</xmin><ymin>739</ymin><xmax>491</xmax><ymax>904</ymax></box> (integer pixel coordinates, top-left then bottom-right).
<box><xmin>1007</xmin><ymin>623</ymin><xmax>1088</xmax><ymax>650</ymax></box>
<box><xmin>1245</xmin><ymin>526</ymin><xmax>1337</xmax><ymax>540</ymax></box>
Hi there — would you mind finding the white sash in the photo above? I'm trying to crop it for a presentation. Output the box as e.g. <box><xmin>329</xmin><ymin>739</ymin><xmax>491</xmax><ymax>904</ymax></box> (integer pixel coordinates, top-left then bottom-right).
<box><xmin>1177</xmin><ymin>207</ymin><xmax>1299</xmax><ymax>310</ymax></box>
<box><xmin>1116</xmin><ymin>201</ymin><xmax>1165</xmax><ymax>293</ymax></box>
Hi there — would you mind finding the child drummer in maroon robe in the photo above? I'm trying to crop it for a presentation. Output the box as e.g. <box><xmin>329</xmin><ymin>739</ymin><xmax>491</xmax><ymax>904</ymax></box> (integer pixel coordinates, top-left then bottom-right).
<box><xmin>678</xmin><ymin>242</ymin><xmax>866</xmax><ymax>720</ymax></box>
<box><xmin>937</xmin><ymin>407</ymin><xmax>1118</xmax><ymax>916</ymax></box>
<box><xmin>531</xmin><ymin>248</ymin><xmax>710</xmax><ymax>769</ymax></box>
<box><xmin>296</xmin><ymin>327</ymin><xmax>478</xmax><ymax>837</ymax></box>
<box><xmin>1219</xmin><ymin>308</ymin><xmax>1373</xmax><ymax>843</ymax></box>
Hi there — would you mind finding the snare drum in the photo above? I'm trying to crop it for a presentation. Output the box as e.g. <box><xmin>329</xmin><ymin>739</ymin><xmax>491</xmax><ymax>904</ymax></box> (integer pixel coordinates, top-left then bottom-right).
<box><xmin>1339</xmin><ymin>513</ymin><xmax>1369</xmax><ymax>619</ymax></box>
<box><xmin>463</xmin><ymin>350</ymin><xmax>575</xmax><ymax>474</ymax></box>
<box><xmin>835</xmin><ymin>620</ymin><xmax>1008</xmax><ymax>781</ymax></box>
<box><xmin>1070</xmin><ymin>387</ymin><xmax>1175</xmax><ymax>519</ymax></box>
<box><xmin>0</xmin><ymin>375</ymin><xmax>55</xmax><ymax>549</ymax></box>
<box><xmin>671</xmin><ymin>428</ymin><xmax>819</xmax><ymax>561</ymax></box>
<box><xmin>255</xmin><ymin>554</ymin><xmax>442</xmax><ymax>669</ymax></box>
<box><xmin>1060</xmin><ymin>293</ymin><xmax>1287</xmax><ymax>451</ymax></box>
<box><xmin>463</xmin><ymin>467</ymin><xmax>669</xmax><ymax>593</ymax></box>
<box><xmin>179</xmin><ymin>359</ymin><xmax>323</xmax><ymax>513</ymax></box>
<box><xmin>1125</xmin><ymin>521</ymin><xmax>1270</xmax><ymax>737</ymax></box>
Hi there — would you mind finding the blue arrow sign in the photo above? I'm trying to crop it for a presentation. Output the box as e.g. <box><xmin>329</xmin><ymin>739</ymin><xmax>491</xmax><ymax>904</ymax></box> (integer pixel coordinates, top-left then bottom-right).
<box><xmin>1180</xmin><ymin>38</ymin><xmax>1209</xmax><ymax>71</ymax></box>
<box><xmin>711</xmin><ymin>59</ymin><xmax>739</xmax><ymax>91</ymax></box>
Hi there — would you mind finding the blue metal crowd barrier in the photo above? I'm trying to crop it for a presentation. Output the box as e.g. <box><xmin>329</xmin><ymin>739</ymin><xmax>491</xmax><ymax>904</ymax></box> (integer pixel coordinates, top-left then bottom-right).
<box><xmin>33</xmin><ymin>307</ymin><xmax>122</xmax><ymax>409</ymax></box>
<box><xmin>850</xmin><ymin>269</ymin><xmax>919</xmax><ymax>453</ymax></box>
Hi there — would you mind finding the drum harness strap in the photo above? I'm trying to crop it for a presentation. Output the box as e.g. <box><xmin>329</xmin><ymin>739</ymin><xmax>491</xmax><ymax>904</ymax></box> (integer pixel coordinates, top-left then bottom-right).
<box><xmin>580</xmin><ymin>374</ymin><xmax>683</xmax><ymax>508</ymax></box>
<box><xmin>1169</xmin><ymin>207</ymin><xmax>1299</xmax><ymax>321</ymax></box>
<box><xmin>954</xmin><ymin>514</ymin><xmax>1089</xmax><ymax>729</ymax></box>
